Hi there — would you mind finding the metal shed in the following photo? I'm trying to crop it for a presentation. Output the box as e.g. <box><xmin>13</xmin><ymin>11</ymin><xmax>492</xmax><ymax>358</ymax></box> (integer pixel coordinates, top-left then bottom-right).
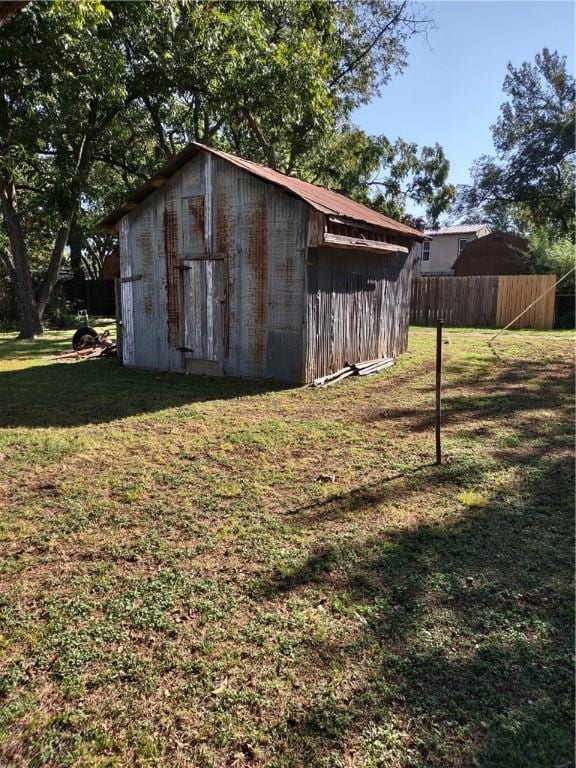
<box><xmin>100</xmin><ymin>143</ymin><xmax>424</xmax><ymax>383</ymax></box>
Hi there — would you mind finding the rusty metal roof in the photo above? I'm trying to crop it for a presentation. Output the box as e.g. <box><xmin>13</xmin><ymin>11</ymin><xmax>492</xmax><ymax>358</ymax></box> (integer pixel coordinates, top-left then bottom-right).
<box><xmin>99</xmin><ymin>142</ymin><xmax>424</xmax><ymax>240</ymax></box>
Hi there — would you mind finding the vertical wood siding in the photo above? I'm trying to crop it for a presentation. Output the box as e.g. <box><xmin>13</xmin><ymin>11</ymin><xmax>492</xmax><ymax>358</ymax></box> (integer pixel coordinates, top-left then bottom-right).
<box><xmin>496</xmin><ymin>274</ymin><xmax>556</xmax><ymax>329</ymax></box>
<box><xmin>303</xmin><ymin>247</ymin><xmax>412</xmax><ymax>381</ymax></box>
<box><xmin>411</xmin><ymin>274</ymin><xmax>555</xmax><ymax>329</ymax></box>
<box><xmin>182</xmin><ymin>259</ymin><xmax>225</xmax><ymax>362</ymax></box>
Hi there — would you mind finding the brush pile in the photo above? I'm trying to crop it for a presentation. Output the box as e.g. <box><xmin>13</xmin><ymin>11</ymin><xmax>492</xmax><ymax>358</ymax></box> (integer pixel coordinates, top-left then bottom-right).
<box><xmin>54</xmin><ymin>327</ymin><xmax>117</xmax><ymax>360</ymax></box>
<box><xmin>313</xmin><ymin>357</ymin><xmax>394</xmax><ymax>387</ymax></box>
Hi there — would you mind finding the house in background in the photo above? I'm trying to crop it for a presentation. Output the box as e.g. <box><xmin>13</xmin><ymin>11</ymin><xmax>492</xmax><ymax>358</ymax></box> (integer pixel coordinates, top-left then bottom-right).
<box><xmin>99</xmin><ymin>142</ymin><xmax>423</xmax><ymax>383</ymax></box>
<box><xmin>417</xmin><ymin>223</ymin><xmax>491</xmax><ymax>275</ymax></box>
<box><xmin>454</xmin><ymin>231</ymin><xmax>530</xmax><ymax>275</ymax></box>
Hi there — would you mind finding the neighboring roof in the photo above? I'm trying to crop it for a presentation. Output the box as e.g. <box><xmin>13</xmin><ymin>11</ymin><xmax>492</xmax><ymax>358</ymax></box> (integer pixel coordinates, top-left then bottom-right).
<box><xmin>99</xmin><ymin>142</ymin><xmax>424</xmax><ymax>240</ymax></box>
<box><xmin>424</xmin><ymin>224</ymin><xmax>490</xmax><ymax>236</ymax></box>
<box><xmin>454</xmin><ymin>231</ymin><xmax>530</xmax><ymax>276</ymax></box>
<box><xmin>474</xmin><ymin>230</ymin><xmax>528</xmax><ymax>245</ymax></box>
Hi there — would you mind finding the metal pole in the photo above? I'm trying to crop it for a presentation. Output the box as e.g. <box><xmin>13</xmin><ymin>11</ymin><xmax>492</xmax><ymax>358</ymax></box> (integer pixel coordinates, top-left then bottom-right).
<box><xmin>435</xmin><ymin>319</ymin><xmax>444</xmax><ymax>465</ymax></box>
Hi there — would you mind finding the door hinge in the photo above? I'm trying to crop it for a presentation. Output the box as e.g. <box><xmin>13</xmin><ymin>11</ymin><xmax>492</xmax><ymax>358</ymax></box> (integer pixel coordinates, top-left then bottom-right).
<box><xmin>120</xmin><ymin>274</ymin><xmax>143</xmax><ymax>283</ymax></box>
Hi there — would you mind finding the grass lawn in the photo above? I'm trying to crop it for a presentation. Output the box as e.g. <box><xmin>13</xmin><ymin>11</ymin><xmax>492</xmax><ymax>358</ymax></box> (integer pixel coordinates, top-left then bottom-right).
<box><xmin>0</xmin><ymin>326</ymin><xmax>573</xmax><ymax>768</ymax></box>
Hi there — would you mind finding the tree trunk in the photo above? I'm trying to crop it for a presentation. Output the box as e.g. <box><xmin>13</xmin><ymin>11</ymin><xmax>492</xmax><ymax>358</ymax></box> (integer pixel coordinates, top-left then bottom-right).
<box><xmin>36</xmin><ymin>222</ymin><xmax>73</xmax><ymax>318</ymax></box>
<box><xmin>68</xmin><ymin>219</ymin><xmax>85</xmax><ymax>281</ymax></box>
<box><xmin>35</xmin><ymin>136</ymin><xmax>95</xmax><ymax>319</ymax></box>
<box><xmin>14</xmin><ymin>280</ymin><xmax>43</xmax><ymax>338</ymax></box>
<box><xmin>0</xmin><ymin>176</ymin><xmax>43</xmax><ymax>338</ymax></box>
<box><xmin>239</xmin><ymin>107</ymin><xmax>278</xmax><ymax>169</ymax></box>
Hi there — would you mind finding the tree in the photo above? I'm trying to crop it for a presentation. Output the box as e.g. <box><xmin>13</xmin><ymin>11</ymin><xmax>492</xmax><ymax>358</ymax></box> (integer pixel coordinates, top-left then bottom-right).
<box><xmin>297</xmin><ymin>126</ymin><xmax>454</xmax><ymax>225</ymax></box>
<box><xmin>455</xmin><ymin>49</ymin><xmax>575</xmax><ymax>232</ymax></box>
<box><xmin>0</xmin><ymin>0</ymin><xmax>166</xmax><ymax>336</ymax></box>
<box><xmin>1</xmin><ymin>0</ymin><xmax>443</xmax><ymax>337</ymax></box>
<box><xmin>126</xmin><ymin>0</ymin><xmax>433</xmax><ymax>173</ymax></box>
<box><xmin>527</xmin><ymin>229</ymin><xmax>575</xmax><ymax>281</ymax></box>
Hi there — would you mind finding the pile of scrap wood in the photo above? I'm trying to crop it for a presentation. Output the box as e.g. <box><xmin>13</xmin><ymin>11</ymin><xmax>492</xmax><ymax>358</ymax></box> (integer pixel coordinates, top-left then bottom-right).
<box><xmin>54</xmin><ymin>330</ymin><xmax>117</xmax><ymax>360</ymax></box>
<box><xmin>313</xmin><ymin>357</ymin><xmax>394</xmax><ymax>387</ymax></box>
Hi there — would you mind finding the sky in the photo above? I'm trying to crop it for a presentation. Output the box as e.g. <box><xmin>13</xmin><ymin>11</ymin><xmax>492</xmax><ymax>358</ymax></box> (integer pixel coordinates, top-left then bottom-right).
<box><xmin>353</xmin><ymin>0</ymin><xmax>575</xmax><ymax>215</ymax></box>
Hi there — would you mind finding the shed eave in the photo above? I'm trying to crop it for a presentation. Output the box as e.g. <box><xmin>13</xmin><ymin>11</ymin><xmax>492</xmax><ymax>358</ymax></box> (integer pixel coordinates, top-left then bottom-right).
<box><xmin>98</xmin><ymin>142</ymin><xmax>425</xmax><ymax>241</ymax></box>
<box><xmin>321</xmin><ymin>232</ymin><xmax>410</xmax><ymax>254</ymax></box>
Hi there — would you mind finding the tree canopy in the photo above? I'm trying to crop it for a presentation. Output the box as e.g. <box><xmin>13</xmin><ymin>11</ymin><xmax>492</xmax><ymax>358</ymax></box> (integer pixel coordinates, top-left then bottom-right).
<box><xmin>0</xmin><ymin>0</ymin><xmax>455</xmax><ymax>337</ymax></box>
<box><xmin>454</xmin><ymin>49</ymin><xmax>575</xmax><ymax>234</ymax></box>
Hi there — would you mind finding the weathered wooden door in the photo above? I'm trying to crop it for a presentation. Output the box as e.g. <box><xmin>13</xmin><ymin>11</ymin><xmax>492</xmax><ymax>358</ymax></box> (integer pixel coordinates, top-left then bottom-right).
<box><xmin>182</xmin><ymin>259</ymin><xmax>226</xmax><ymax>374</ymax></box>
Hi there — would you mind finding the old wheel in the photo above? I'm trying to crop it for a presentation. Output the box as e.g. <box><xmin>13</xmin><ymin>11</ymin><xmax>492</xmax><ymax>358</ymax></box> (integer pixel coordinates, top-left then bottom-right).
<box><xmin>72</xmin><ymin>326</ymin><xmax>98</xmax><ymax>350</ymax></box>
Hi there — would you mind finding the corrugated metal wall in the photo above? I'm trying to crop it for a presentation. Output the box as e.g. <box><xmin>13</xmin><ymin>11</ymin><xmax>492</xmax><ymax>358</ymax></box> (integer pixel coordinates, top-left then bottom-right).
<box><xmin>303</xmin><ymin>247</ymin><xmax>412</xmax><ymax>381</ymax></box>
<box><xmin>118</xmin><ymin>148</ymin><xmax>413</xmax><ymax>383</ymax></box>
<box><xmin>212</xmin><ymin>157</ymin><xmax>308</xmax><ymax>381</ymax></box>
<box><xmin>119</xmin><ymin>151</ymin><xmax>308</xmax><ymax>380</ymax></box>
<box><xmin>119</xmin><ymin>167</ymin><xmax>185</xmax><ymax>372</ymax></box>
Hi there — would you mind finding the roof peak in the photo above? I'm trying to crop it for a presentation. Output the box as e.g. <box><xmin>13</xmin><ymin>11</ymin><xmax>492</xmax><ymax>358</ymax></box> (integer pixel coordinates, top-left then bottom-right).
<box><xmin>100</xmin><ymin>141</ymin><xmax>424</xmax><ymax>240</ymax></box>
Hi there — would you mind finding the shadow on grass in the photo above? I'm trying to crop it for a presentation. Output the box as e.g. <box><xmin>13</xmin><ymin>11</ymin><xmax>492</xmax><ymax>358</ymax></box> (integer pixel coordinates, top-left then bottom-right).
<box><xmin>0</xmin><ymin>359</ymin><xmax>289</xmax><ymax>428</ymax></box>
<box><xmin>0</xmin><ymin>336</ymin><xmax>72</xmax><ymax>360</ymax></box>
<box><xmin>283</xmin><ymin>463</ymin><xmax>436</xmax><ymax>522</ymax></box>
<box><xmin>364</xmin><ymin>360</ymin><xmax>573</xmax><ymax>434</ymax></box>
<box><xmin>253</xmin><ymin>361</ymin><xmax>574</xmax><ymax>767</ymax></box>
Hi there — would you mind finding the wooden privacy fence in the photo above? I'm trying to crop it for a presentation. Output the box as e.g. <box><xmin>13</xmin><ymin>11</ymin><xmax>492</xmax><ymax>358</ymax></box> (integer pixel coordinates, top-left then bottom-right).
<box><xmin>410</xmin><ymin>274</ymin><xmax>556</xmax><ymax>329</ymax></box>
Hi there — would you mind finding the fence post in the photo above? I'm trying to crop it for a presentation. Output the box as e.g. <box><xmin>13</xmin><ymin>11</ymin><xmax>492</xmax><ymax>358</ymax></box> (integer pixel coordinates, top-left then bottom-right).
<box><xmin>435</xmin><ymin>319</ymin><xmax>444</xmax><ymax>465</ymax></box>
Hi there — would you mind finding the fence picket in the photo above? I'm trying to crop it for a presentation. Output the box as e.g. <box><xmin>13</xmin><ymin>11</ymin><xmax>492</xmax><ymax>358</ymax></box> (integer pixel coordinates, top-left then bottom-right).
<box><xmin>411</xmin><ymin>275</ymin><xmax>555</xmax><ymax>329</ymax></box>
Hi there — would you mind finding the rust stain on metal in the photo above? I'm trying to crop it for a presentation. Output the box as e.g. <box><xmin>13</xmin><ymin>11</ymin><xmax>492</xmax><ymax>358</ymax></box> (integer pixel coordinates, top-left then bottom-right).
<box><xmin>143</xmin><ymin>292</ymin><xmax>154</xmax><ymax>317</ymax></box>
<box><xmin>215</xmin><ymin>191</ymin><xmax>228</xmax><ymax>253</ymax></box>
<box><xmin>284</xmin><ymin>251</ymin><xmax>294</xmax><ymax>281</ymax></box>
<box><xmin>163</xmin><ymin>207</ymin><xmax>180</xmax><ymax>345</ymax></box>
<box><xmin>248</xmin><ymin>195</ymin><xmax>268</xmax><ymax>366</ymax></box>
<box><xmin>138</xmin><ymin>230</ymin><xmax>153</xmax><ymax>271</ymax></box>
<box><xmin>138</xmin><ymin>227</ymin><xmax>154</xmax><ymax>318</ymax></box>
<box><xmin>188</xmin><ymin>195</ymin><xmax>205</xmax><ymax>239</ymax></box>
